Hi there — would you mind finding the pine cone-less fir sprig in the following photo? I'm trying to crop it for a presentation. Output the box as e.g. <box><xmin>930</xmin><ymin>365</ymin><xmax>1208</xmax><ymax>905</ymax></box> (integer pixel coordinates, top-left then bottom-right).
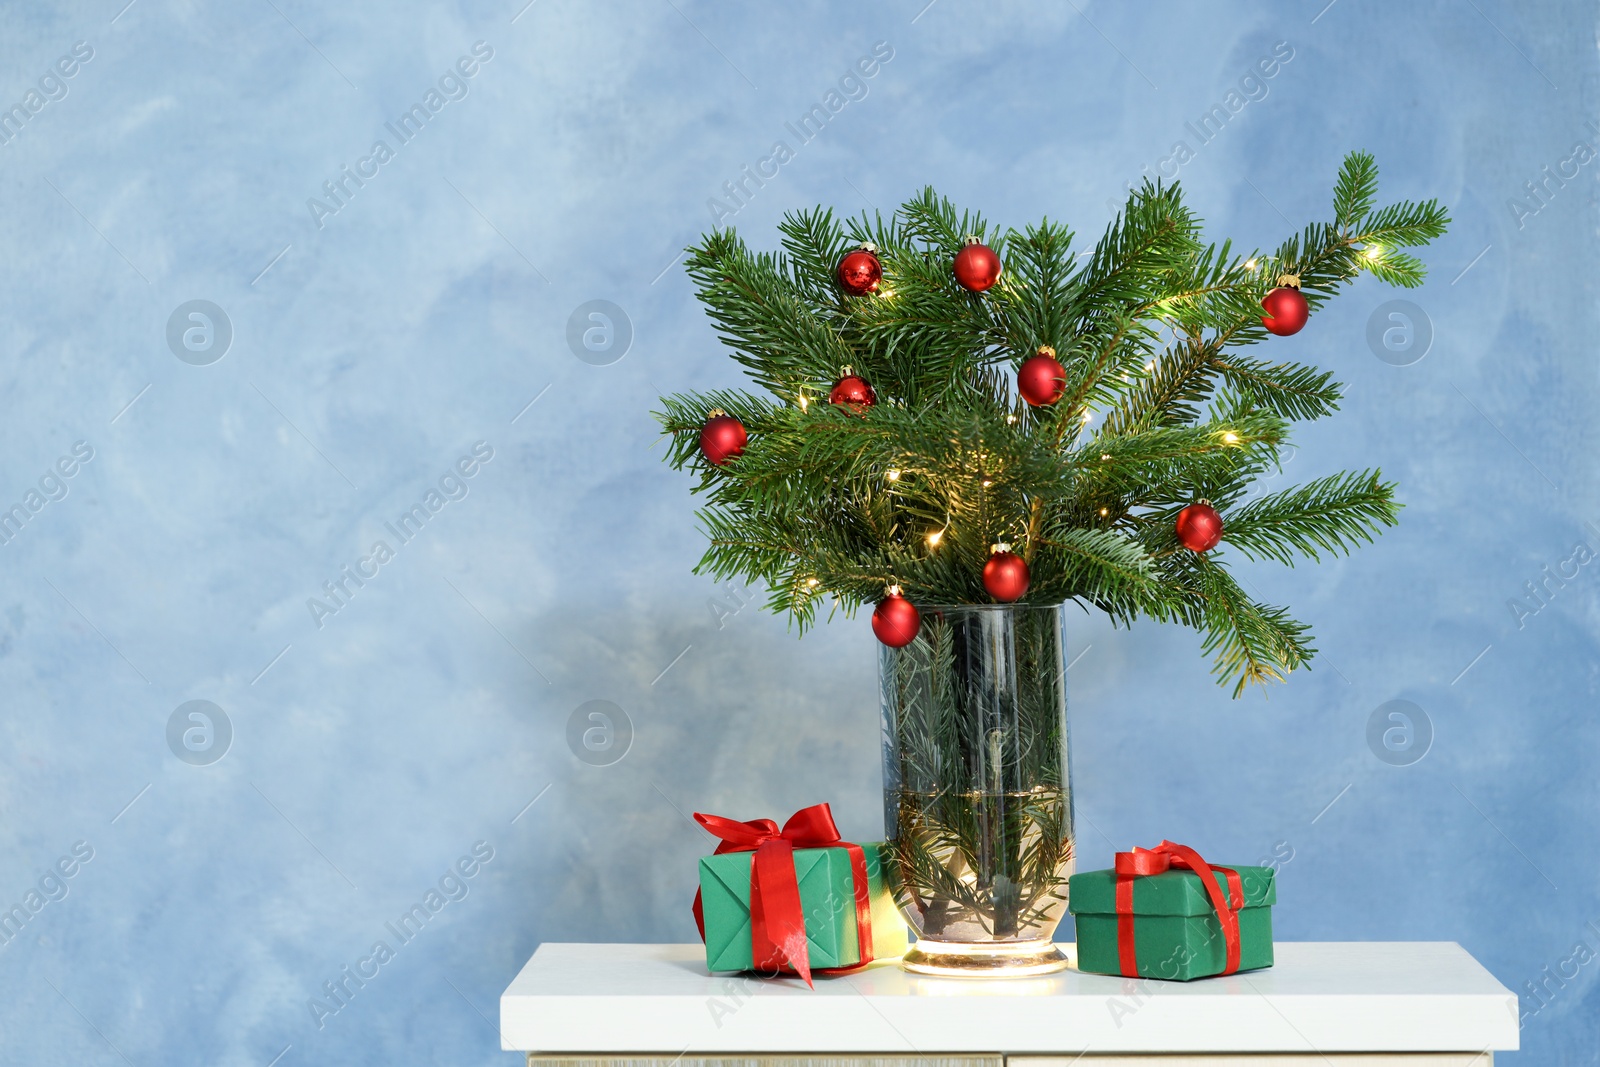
<box><xmin>655</xmin><ymin>153</ymin><xmax>1448</xmax><ymax>696</ymax></box>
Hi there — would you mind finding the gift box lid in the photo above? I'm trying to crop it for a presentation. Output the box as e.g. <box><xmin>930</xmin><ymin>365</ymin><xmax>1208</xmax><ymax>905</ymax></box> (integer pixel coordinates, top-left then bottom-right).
<box><xmin>1069</xmin><ymin>863</ymin><xmax>1275</xmax><ymax>917</ymax></box>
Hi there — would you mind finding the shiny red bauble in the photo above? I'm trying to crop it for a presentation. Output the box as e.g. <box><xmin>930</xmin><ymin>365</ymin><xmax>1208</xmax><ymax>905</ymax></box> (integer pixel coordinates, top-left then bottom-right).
<box><xmin>1175</xmin><ymin>501</ymin><xmax>1224</xmax><ymax>553</ymax></box>
<box><xmin>1017</xmin><ymin>349</ymin><xmax>1067</xmax><ymax>407</ymax></box>
<box><xmin>699</xmin><ymin>412</ymin><xmax>747</xmax><ymax>466</ymax></box>
<box><xmin>872</xmin><ymin>593</ymin><xmax>921</xmax><ymax>647</ymax></box>
<box><xmin>953</xmin><ymin>238</ymin><xmax>1002</xmax><ymax>292</ymax></box>
<box><xmin>829</xmin><ymin>374</ymin><xmax>876</xmax><ymax>412</ymax></box>
<box><xmin>836</xmin><ymin>245</ymin><xmax>883</xmax><ymax>295</ymax></box>
<box><xmin>982</xmin><ymin>550</ymin><xmax>1030</xmax><ymax>602</ymax></box>
<box><xmin>1260</xmin><ymin>286</ymin><xmax>1309</xmax><ymax>336</ymax></box>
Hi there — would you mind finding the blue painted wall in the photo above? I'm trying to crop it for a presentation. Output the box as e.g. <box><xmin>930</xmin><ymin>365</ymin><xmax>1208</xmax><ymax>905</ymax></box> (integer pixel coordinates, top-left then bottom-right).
<box><xmin>0</xmin><ymin>1</ymin><xmax>1594</xmax><ymax>1063</ymax></box>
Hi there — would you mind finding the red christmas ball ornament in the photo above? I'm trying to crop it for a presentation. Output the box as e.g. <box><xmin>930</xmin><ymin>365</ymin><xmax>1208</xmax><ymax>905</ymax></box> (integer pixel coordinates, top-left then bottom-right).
<box><xmin>1260</xmin><ymin>275</ymin><xmax>1309</xmax><ymax>336</ymax></box>
<box><xmin>872</xmin><ymin>587</ymin><xmax>921</xmax><ymax>648</ymax></box>
<box><xmin>1175</xmin><ymin>500</ymin><xmax>1224</xmax><ymax>553</ymax></box>
<box><xmin>836</xmin><ymin>243</ymin><xmax>883</xmax><ymax>296</ymax></box>
<box><xmin>829</xmin><ymin>369</ymin><xmax>876</xmax><ymax>412</ymax></box>
<box><xmin>699</xmin><ymin>410</ymin><xmax>747</xmax><ymax>466</ymax></box>
<box><xmin>982</xmin><ymin>545</ymin><xmax>1030</xmax><ymax>602</ymax></box>
<box><xmin>953</xmin><ymin>236</ymin><xmax>1002</xmax><ymax>293</ymax></box>
<box><xmin>1017</xmin><ymin>346</ymin><xmax>1066</xmax><ymax>407</ymax></box>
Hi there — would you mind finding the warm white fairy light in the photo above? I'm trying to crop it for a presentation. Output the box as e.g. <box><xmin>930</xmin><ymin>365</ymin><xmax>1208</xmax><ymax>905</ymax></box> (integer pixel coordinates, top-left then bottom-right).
<box><xmin>1099</xmin><ymin>507</ymin><xmax>1109</xmax><ymax>517</ymax></box>
<box><xmin>1006</xmin><ymin>414</ymin><xmax>1018</xmax><ymax>424</ymax></box>
<box><xmin>1364</xmin><ymin>245</ymin><xmax>1383</xmax><ymax>260</ymax></box>
<box><xmin>1222</xmin><ymin>431</ymin><xmax>1240</xmax><ymax>445</ymax></box>
<box><xmin>806</xmin><ymin>577</ymin><xmax>819</xmax><ymax>588</ymax></box>
<box><xmin>982</xmin><ymin>479</ymin><xmax>992</xmax><ymax>488</ymax></box>
<box><xmin>1100</xmin><ymin>453</ymin><xmax>1111</xmax><ymax>461</ymax></box>
<box><xmin>1245</xmin><ymin>259</ymin><xmax>1258</xmax><ymax>271</ymax></box>
<box><xmin>927</xmin><ymin>529</ymin><xmax>944</xmax><ymax>548</ymax></box>
<box><xmin>886</xmin><ymin>469</ymin><xmax>900</xmax><ymax>481</ymax></box>
<box><xmin>798</xmin><ymin>392</ymin><xmax>809</xmax><ymax>412</ymax></box>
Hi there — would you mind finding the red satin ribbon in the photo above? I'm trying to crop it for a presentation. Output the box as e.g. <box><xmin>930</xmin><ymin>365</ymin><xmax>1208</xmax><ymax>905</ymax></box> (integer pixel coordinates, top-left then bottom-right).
<box><xmin>691</xmin><ymin>803</ymin><xmax>874</xmax><ymax>987</ymax></box>
<box><xmin>1114</xmin><ymin>840</ymin><xmax>1244</xmax><ymax>978</ymax></box>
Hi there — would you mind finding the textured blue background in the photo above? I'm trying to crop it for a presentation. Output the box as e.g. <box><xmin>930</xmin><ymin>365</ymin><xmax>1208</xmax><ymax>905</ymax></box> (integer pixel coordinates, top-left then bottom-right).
<box><xmin>0</xmin><ymin>1</ymin><xmax>1594</xmax><ymax>1064</ymax></box>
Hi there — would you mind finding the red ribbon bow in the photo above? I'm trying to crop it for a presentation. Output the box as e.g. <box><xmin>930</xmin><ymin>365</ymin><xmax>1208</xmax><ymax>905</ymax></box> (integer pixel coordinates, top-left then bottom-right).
<box><xmin>1114</xmin><ymin>840</ymin><xmax>1244</xmax><ymax>978</ymax></box>
<box><xmin>691</xmin><ymin>803</ymin><xmax>874</xmax><ymax>987</ymax></box>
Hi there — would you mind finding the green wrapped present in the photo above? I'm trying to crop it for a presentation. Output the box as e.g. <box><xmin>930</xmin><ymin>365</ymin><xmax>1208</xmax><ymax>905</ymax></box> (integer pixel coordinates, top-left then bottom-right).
<box><xmin>1069</xmin><ymin>841</ymin><xmax>1275</xmax><ymax>981</ymax></box>
<box><xmin>693</xmin><ymin>804</ymin><xmax>908</xmax><ymax>980</ymax></box>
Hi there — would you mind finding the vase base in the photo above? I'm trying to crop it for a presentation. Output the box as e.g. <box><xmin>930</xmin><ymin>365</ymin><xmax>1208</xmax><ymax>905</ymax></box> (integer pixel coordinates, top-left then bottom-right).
<box><xmin>900</xmin><ymin>938</ymin><xmax>1070</xmax><ymax>977</ymax></box>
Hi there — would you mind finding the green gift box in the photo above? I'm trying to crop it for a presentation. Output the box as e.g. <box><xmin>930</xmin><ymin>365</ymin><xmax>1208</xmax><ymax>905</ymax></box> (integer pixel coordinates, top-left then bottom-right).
<box><xmin>699</xmin><ymin>841</ymin><xmax>908</xmax><ymax>973</ymax></box>
<box><xmin>1069</xmin><ymin>859</ymin><xmax>1276</xmax><ymax>981</ymax></box>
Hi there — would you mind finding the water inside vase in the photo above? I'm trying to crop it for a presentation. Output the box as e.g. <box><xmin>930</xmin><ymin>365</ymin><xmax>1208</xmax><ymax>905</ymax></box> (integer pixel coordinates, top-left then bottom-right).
<box><xmin>889</xmin><ymin>785</ymin><xmax>1072</xmax><ymax>942</ymax></box>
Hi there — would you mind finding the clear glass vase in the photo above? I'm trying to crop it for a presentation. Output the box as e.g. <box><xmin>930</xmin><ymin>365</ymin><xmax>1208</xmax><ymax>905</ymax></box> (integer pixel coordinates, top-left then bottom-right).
<box><xmin>879</xmin><ymin>604</ymin><xmax>1075</xmax><ymax>976</ymax></box>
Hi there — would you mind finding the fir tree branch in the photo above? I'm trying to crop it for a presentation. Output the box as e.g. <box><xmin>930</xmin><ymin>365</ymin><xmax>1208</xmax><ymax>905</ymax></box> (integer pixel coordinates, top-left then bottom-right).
<box><xmin>1222</xmin><ymin>470</ymin><xmax>1400</xmax><ymax>564</ymax></box>
<box><xmin>1188</xmin><ymin>559</ymin><xmax>1315</xmax><ymax>697</ymax></box>
<box><xmin>657</xmin><ymin>151</ymin><xmax>1446</xmax><ymax>694</ymax></box>
<box><xmin>1213</xmin><ymin>356</ymin><xmax>1342</xmax><ymax>422</ymax></box>
<box><xmin>1332</xmin><ymin>150</ymin><xmax>1380</xmax><ymax>233</ymax></box>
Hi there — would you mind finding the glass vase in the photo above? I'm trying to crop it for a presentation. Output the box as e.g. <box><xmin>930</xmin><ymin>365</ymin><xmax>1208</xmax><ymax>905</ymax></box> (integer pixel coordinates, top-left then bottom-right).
<box><xmin>879</xmin><ymin>604</ymin><xmax>1075</xmax><ymax>976</ymax></box>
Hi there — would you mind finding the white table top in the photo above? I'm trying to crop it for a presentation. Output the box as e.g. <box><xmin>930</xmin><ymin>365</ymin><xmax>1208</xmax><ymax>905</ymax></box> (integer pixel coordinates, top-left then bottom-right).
<box><xmin>500</xmin><ymin>942</ymin><xmax>1518</xmax><ymax>1056</ymax></box>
